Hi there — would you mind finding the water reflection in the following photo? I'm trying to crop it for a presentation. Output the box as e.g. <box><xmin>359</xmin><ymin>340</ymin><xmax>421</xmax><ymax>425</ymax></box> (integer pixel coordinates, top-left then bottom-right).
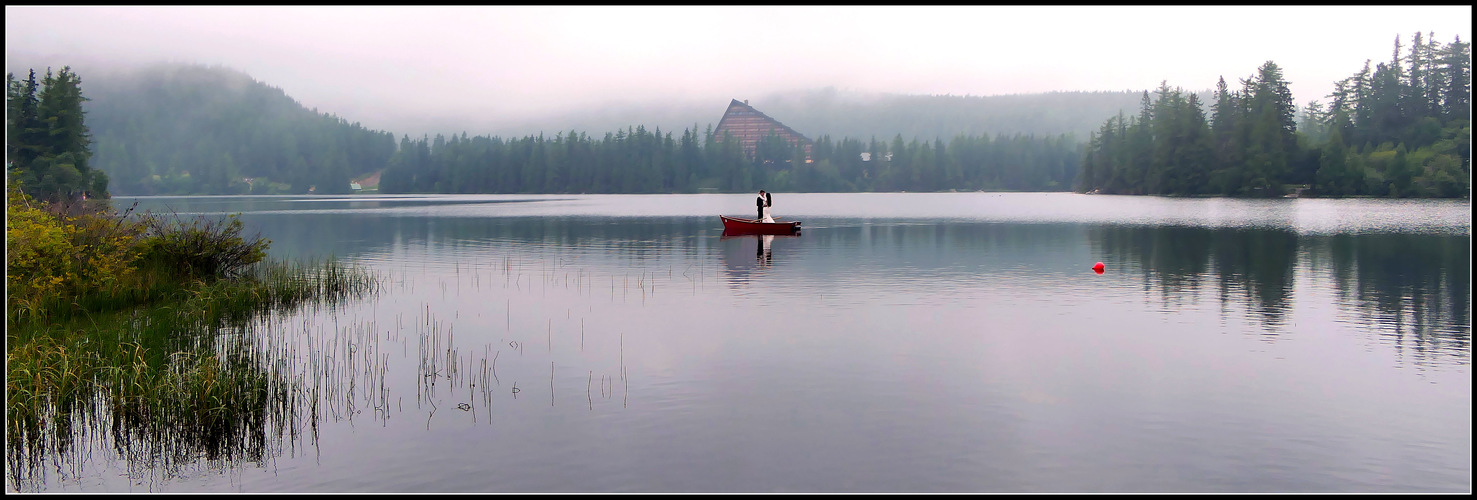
<box><xmin>240</xmin><ymin>207</ymin><xmax>1467</xmax><ymax>364</ymax></box>
<box><xmin>68</xmin><ymin>194</ymin><xmax>1467</xmax><ymax>493</ymax></box>
<box><xmin>1091</xmin><ymin>225</ymin><xmax>1299</xmax><ymax>331</ymax></box>
<box><xmin>1320</xmin><ymin>233</ymin><xmax>1470</xmax><ymax>364</ymax></box>
<box><xmin>1094</xmin><ymin>224</ymin><xmax>1469</xmax><ymax>361</ymax></box>
<box><xmin>718</xmin><ymin>233</ymin><xmax>804</xmax><ymax>288</ymax></box>
<box><xmin>191</xmin><ymin>204</ymin><xmax>1473</xmax><ymax>366</ymax></box>
<box><xmin>250</xmin><ymin>214</ymin><xmax>721</xmax><ymax>264</ymax></box>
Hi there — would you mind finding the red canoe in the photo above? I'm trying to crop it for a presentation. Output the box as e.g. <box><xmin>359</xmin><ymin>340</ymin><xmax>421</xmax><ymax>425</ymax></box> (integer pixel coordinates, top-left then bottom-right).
<box><xmin>720</xmin><ymin>215</ymin><xmax>802</xmax><ymax>235</ymax></box>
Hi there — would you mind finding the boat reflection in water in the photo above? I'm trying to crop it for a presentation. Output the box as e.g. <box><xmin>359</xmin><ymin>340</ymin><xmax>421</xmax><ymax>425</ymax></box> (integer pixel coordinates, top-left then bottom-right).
<box><xmin>719</xmin><ymin>230</ymin><xmax>800</xmax><ymax>287</ymax></box>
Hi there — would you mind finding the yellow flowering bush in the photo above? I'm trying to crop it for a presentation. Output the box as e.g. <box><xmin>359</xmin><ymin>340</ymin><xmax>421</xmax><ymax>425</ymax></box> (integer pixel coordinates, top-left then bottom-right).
<box><xmin>6</xmin><ymin>190</ymin><xmax>77</xmax><ymax>318</ymax></box>
<box><xmin>6</xmin><ymin>184</ymin><xmax>143</xmax><ymax>324</ymax></box>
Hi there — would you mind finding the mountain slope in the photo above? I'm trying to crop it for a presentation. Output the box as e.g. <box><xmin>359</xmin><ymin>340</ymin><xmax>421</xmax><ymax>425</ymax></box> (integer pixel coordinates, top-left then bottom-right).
<box><xmin>77</xmin><ymin>63</ymin><xmax>396</xmax><ymax>195</ymax></box>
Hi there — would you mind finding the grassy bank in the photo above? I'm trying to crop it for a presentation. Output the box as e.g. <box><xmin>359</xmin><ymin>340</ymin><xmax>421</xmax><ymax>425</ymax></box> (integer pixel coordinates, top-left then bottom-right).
<box><xmin>5</xmin><ymin>184</ymin><xmax>379</xmax><ymax>488</ymax></box>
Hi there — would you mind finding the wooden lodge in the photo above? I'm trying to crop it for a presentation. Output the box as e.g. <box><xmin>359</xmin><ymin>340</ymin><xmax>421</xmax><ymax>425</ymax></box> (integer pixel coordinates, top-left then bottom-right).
<box><xmin>712</xmin><ymin>99</ymin><xmax>813</xmax><ymax>163</ymax></box>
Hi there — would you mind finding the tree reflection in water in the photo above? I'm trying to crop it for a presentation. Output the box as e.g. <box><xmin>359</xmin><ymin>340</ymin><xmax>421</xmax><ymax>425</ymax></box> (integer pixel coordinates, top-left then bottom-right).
<box><xmin>1092</xmin><ymin>224</ymin><xmax>1469</xmax><ymax>362</ymax></box>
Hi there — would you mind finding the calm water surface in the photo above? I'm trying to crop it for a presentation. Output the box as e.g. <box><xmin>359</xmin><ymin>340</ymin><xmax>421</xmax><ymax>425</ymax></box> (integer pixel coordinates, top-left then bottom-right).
<box><xmin>19</xmin><ymin>193</ymin><xmax>1471</xmax><ymax>493</ymax></box>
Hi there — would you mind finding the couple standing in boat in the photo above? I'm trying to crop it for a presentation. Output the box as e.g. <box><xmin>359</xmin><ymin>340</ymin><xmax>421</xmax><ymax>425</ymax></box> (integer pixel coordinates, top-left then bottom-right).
<box><xmin>755</xmin><ymin>189</ymin><xmax>775</xmax><ymax>265</ymax></box>
<box><xmin>756</xmin><ymin>190</ymin><xmax>774</xmax><ymax>223</ymax></box>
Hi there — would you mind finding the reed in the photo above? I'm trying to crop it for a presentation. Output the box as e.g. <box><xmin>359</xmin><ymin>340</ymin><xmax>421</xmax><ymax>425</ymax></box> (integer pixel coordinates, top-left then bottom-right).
<box><xmin>5</xmin><ymin>258</ymin><xmax>379</xmax><ymax>488</ymax></box>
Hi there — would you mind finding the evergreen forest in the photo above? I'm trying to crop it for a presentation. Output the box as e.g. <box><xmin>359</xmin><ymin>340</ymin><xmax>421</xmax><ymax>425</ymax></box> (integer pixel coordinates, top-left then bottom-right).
<box><xmin>1075</xmin><ymin>33</ymin><xmax>1470</xmax><ymax>198</ymax></box>
<box><xmin>6</xmin><ymin>67</ymin><xmax>108</xmax><ymax>202</ymax></box>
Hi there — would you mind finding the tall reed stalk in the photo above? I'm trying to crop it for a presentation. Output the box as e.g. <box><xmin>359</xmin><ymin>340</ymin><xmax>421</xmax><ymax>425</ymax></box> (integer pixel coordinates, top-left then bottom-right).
<box><xmin>6</xmin><ymin>258</ymin><xmax>379</xmax><ymax>490</ymax></box>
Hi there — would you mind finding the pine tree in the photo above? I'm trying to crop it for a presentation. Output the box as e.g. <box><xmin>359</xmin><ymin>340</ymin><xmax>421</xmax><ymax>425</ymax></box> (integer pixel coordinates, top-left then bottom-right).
<box><xmin>1298</xmin><ymin>100</ymin><xmax>1330</xmax><ymax>144</ymax></box>
<box><xmin>1177</xmin><ymin>93</ymin><xmax>1216</xmax><ymax>195</ymax></box>
<box><xmin>1208</xmin><ymin>77</ymin><xmax>1245</xmax><ymax>194</ymax></box>
<box><xmin>1315</xmin><ymin>119</ymin><xmax>1350</xmax><ymax>196</ymax></box>
<box><xmin>1438</xmin><ymin>36</ymin><xmax>1471</xmax><ymax>122</ymax></box>
<box><xmin>7</xmin><ymin>71</ymin><xmax>44</xmax><ymax>186</ymax></box>
<box><xmin>7</xmin><ymin>67</ymin><xmax>106</xmax><ymax>201</ymax></box>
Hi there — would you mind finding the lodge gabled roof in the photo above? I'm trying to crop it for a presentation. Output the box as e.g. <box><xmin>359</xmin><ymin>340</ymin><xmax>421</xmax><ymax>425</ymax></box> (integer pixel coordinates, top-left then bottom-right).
<box><xmin>712</xmin><ymin>99</ymin><xmax>813</xmax><ymax>145</ymax></box>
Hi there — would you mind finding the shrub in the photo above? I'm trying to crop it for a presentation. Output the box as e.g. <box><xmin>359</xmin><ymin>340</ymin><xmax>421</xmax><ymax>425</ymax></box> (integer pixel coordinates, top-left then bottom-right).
<box><xmin>134</xmin><ymin>212</ymin><xmax>271</xmax><ymax>282</ymax></box>
<box><xmin>6</xmin><ymin>184</ymin><xmax>143</xmax><ymax>323</ymax></box>
<box><xmin>6</xmin><ymin>190</ymin><xmax>76</xmax><ymax>319</ymax></box>
<box><xmin>6</xmin><ymin>179</ymin><xmax>270</xmax><ymax>326</ymax></box>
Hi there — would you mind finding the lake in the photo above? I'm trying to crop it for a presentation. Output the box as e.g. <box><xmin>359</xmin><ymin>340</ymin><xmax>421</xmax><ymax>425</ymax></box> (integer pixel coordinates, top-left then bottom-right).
<box><xmin>14</xmin><ymin>193</ymin><xmax>1471</xmax><ymax>493</ymax></box>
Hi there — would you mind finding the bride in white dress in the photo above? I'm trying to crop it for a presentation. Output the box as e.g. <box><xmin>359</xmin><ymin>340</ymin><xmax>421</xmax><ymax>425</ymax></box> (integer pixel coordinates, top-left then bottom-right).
<box><xmin>761</xmin><ymin>191</ymin><xmax>774</xmax><ymax>222</ymax></box>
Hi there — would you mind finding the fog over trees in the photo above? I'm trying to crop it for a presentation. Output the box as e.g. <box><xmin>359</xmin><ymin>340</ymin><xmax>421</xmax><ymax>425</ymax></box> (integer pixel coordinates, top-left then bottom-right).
<box><xmin>478</xmin><ymin>88</ymin><xmax>1202</xmax><ymax>143</ymax></box>
<box><xmin>8</xmin><ymin>62</ymin><xmax>1107</xmax><ymax>195</ymax></box>
<box><xmin>81</xmin><ymin>64</ymin><xmax>395</xmax><ymax>195</ymax></box>
<box><xmin>6</xmin><ymin>31</ymin><xmax>1467</xmax><ymax>198</ymax></box>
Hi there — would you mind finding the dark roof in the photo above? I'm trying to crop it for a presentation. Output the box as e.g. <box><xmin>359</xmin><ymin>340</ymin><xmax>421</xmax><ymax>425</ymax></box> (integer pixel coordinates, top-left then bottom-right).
<box><xmin>712</xmin><ymin>99</ymin><xmax>813</xmax><ymax>145</ymax></box>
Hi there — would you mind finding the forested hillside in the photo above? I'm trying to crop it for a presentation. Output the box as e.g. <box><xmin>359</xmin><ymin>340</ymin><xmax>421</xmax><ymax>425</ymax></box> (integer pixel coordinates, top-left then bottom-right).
<box><xmin>81</xmin><ymin>64</ymin><xmax>395</xmax><ymax>195</ymax></box>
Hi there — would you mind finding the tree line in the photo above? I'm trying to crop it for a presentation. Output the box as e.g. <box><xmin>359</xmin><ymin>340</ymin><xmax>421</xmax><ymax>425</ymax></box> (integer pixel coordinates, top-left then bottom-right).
<box><xmin>7</xmin><ymin>67</ymin><xmax>108</xmax><ymax>202</ymax></box>
<box><xmin>14</xmin><ymin>48</ymin><xmax>1464</xmax><ymax>199</ymax></box>
<box><xmin>377</xmin><ymin>125</ymin><xmax>1080</xmax><ymax>194</ymax></box>
<box><xmin>1075</xmin><ymin>32</ymin><xmax>1469</xmax><ymax>198</ymax></box>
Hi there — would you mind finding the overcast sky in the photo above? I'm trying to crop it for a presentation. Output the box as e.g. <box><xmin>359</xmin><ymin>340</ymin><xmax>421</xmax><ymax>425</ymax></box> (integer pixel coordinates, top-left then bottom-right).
<box><xmin>5</xmin><ymin>6</ymin><xmax>1472</xmax><ymax>136</ymax></box>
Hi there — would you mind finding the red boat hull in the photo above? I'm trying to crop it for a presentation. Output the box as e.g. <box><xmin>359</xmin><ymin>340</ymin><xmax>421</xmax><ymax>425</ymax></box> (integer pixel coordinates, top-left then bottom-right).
<box><xmin>720</xmin><ymin>215</ymin><xmax>801</xmax><ymax>235</ymax></box>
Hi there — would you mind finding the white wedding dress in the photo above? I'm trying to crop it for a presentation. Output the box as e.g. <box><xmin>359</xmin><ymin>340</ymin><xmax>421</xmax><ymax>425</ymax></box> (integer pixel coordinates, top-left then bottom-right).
<box><xmin>761</xmin><ymin>205</ymin><xmax>774</xmax><ymax>223</ymax></box>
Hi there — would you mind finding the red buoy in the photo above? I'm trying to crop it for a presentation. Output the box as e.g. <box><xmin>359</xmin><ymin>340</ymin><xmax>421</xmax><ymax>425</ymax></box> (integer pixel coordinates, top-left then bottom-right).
<box><xmin>1092</xmin><ymin>262</ymin><xmax>1105</xmax><ymax>274</ymax></box>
